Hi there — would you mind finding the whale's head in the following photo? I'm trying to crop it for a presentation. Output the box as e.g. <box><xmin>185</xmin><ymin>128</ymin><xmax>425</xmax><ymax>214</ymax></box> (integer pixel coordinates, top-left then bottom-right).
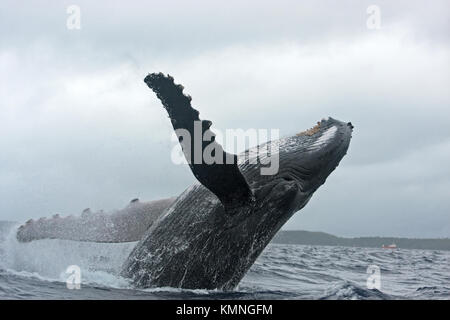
<box><xmin>246</xmin><ymin>117</ymin><xmax>353</xmax><ymax>233</ymax></box>
<box><xmin>287</xmin><ymin>117</ymin><xmax>353</xmax><ymax>198</ymax></box>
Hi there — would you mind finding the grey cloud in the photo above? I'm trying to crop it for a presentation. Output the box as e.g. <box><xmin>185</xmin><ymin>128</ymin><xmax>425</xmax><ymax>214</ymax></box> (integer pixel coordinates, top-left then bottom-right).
<box><xmin>0</xmin><ymin>0</ymin><xmax>449</xmax><ymax>237</ymax></box>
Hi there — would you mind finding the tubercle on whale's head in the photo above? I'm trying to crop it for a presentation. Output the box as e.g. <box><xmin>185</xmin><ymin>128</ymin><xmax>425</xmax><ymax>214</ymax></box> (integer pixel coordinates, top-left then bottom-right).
<box><xmin>296</xmin><ymin>121</ymin><xmax>321</xmax><ymax>136</ymax></box>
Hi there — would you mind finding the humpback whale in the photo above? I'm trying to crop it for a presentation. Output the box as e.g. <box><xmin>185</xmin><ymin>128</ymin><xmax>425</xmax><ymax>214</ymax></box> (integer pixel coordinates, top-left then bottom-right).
<box><xmin>16</xmin><ymin>73</ymin><xmax>353</xmax><ymax>290</ymax></box>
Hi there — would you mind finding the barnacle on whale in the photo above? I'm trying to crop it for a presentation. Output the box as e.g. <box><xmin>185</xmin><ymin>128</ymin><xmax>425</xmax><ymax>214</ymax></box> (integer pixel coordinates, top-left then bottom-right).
<box><xmin>297</xmin><ymin>122</ymin><xmax>321</xmax><ymax>136</ymax></box>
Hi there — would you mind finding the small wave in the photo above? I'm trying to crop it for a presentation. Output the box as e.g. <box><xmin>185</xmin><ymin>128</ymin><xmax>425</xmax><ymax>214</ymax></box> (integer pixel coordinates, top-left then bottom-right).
<box><xmin>320</xmin><ymin>281</ymin><xmax>394</xmax><ymax>300</ymax></box>
<box><xmin>415</xmin><ymin>286</ymin><xmax>449</xmax><ymax>293</ymax></box>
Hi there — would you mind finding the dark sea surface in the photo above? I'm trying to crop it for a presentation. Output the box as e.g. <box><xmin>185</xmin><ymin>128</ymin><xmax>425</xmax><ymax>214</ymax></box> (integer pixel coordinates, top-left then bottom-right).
<box><xmin>0</xmin><ymin>222</ymin><xmax>448</xmax><ymax>300</ymax></box>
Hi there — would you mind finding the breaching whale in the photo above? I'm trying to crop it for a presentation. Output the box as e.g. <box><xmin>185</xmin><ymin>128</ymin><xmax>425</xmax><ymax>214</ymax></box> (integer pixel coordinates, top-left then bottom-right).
<box><xmin>16</xmin><ymin>73</ymin><xmax>353</xmax><ymax>290</ymax></box>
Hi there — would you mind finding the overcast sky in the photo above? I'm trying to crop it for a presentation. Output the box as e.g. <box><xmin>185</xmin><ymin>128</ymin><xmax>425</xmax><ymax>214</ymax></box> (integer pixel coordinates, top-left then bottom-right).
<box><xmin>0</xmin><ymin>1</ymin><xmax>449</xmax><ymax>238</ymax></box>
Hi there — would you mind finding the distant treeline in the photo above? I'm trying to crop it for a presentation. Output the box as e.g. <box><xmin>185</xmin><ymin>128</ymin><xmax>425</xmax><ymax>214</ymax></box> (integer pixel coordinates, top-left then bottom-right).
<box><xmin>1</xmin><ymin>221</ymin><xmax>449</xmax><ymax>251</ymax></box>
<box><xmin>272</xmin><ymin>230</ymin><xmax>450</xmax><ymax>251</ymax></box>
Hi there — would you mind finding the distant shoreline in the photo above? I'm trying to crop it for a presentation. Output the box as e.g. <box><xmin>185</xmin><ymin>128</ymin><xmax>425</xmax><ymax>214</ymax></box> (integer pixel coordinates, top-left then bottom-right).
<box><xmin>272</xmin><ymin>230</ymin><xmax>450</xmax><ymax>251</ymax></box>
<box><xmin>2</xmin><ymin>221</ymin><xmax>449</xmax><ymax>251</ymax></box>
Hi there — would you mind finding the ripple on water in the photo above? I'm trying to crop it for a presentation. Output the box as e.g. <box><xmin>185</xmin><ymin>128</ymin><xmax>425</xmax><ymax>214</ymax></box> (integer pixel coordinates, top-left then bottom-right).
<box><xmin>0</xmin><ymin>223</ymin><xmax>449</xmax><ymax>300</ymax></box>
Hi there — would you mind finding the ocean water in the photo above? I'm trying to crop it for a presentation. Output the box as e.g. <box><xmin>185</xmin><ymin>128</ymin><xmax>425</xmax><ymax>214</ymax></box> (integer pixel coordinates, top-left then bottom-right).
<box><xmin>0</xmin><ymin>222</ymin><xmax>448</xmax><ymax>300</ymax></box>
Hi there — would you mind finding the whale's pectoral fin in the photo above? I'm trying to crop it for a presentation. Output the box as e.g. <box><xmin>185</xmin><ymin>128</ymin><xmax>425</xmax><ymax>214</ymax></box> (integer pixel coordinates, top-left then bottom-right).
<box><xmin>16</xmin><ymin>198</ymin><xmax>175</xmax><ymax>243</ymax></box>
<box><xmin>144</xmin><ymin>73</ymin><xmax>254</xmax><ymax>213</ymax></box>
